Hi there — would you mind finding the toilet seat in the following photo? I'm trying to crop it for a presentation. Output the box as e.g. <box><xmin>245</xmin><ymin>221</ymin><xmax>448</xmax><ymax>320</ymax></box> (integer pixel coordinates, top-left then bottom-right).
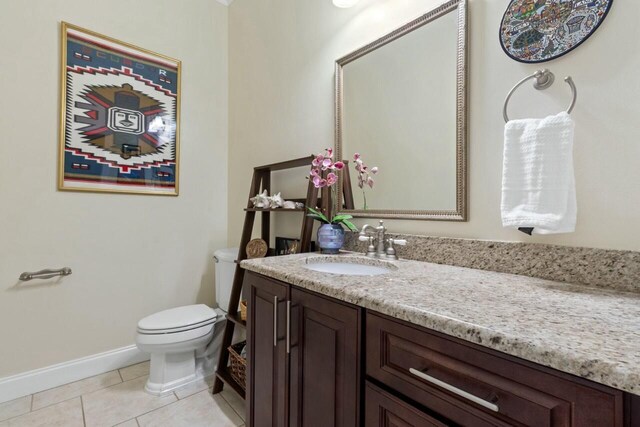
<box><xmin>137</xmin><ymin>304</ymin><xmax>218</xmax><ymax>334</ymax></box>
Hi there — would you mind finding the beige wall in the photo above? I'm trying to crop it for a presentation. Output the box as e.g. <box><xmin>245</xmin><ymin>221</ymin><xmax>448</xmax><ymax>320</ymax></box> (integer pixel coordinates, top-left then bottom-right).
<box><xmin>228</xmin><ymin>0</ymin><xmax>640</xmax><ymax>251</ymax></box>
<box><xmin>0</xmin><ymin>0</ymin><xmax>228</xmax><ymax>377</ymax></box>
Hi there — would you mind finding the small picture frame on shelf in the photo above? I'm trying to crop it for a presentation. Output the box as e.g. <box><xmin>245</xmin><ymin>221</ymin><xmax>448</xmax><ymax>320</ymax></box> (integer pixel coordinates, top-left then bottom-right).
<box><xmin>275</xmin><ymin>237</ymin><xmax>315</xmax><ymax>256</ymax></box>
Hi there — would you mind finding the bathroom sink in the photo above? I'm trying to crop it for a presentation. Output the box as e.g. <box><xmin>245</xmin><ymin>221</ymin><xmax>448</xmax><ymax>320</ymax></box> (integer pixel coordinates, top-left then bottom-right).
<box><xmin>303</xmin><ymin>257</ymin><xmax>395</xmax><ymax>276</ymax></box>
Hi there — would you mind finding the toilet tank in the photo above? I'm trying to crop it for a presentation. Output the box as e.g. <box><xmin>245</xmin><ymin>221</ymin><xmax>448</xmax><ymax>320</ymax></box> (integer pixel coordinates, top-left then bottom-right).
<box><xmin>214</xmin><ymin>248</ymin><xmax>239</xmax><ymax>313</ymax></box>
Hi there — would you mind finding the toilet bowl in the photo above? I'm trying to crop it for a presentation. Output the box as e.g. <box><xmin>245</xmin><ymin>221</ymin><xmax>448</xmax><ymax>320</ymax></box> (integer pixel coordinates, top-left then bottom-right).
<box><xmin>135</xmin><ymin>248</ymin><xmax>239</xmax><ymax>396</ymax></box>
<box><xmin>136</xmin><ymin>304</ymin><xmax>226</xmax><ymax>396</ymax></box>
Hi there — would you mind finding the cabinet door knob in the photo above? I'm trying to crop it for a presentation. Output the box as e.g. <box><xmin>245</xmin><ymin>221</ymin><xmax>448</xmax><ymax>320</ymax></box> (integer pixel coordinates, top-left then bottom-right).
<box><xmin>409</xmin><ymin>368</ymin><xmax>499</xmax><ymax>413</ymax></box>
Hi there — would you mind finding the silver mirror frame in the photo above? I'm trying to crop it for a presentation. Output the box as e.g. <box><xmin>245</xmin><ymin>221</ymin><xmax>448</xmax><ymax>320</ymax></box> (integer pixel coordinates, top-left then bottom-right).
<box><xmin>335</xmin><ymin>0</ymin><xmax>468</xmax><ymax>221</ymax></box>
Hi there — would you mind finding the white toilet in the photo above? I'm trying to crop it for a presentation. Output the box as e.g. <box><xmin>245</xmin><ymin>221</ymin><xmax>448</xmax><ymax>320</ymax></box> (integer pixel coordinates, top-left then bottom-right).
<box><xmin>135</xmin><ymin>248</ymin><xmax>238</xmax><ymax>396</ymax></box>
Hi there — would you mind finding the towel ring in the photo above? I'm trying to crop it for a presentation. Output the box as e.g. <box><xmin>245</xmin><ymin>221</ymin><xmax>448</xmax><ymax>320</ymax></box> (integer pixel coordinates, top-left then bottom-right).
<box><xmin>503</xmin><ymin>69</ymin><xmax>577</xmax><ymax>123</ymax></box>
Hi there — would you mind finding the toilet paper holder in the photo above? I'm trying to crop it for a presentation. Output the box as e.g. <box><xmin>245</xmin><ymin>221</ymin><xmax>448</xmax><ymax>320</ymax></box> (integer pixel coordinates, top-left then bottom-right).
<box><xmin>19</xmin><ymin>267</ymin><xmax>72</xmax><ymax>281</ymax></box>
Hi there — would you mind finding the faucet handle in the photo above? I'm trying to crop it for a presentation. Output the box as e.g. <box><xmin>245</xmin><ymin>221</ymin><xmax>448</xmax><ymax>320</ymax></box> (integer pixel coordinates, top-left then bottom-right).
<box><xmin>359</xmin><ymin>235</ymin><xmax>376</xmax><ymax>257</ymax></box>
<box><xmin>385</xmin><ymin>238</ymin><xmax>406</xmax><ymax>260</ymax></box>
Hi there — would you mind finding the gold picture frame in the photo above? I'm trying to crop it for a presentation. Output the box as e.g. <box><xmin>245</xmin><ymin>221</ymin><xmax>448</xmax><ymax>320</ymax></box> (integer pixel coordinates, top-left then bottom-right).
<box><xmin>58</xmin><ymin>22</ymin><xmax>182</xmax><ymax>196</ymax></box>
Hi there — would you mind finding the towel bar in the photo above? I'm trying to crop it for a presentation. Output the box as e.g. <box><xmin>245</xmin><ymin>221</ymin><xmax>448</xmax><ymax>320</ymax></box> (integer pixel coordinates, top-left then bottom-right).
<box><xmin>503</xmin><ymin>69</ymin><xmax>577</xmax><ymax>123</ymax></box>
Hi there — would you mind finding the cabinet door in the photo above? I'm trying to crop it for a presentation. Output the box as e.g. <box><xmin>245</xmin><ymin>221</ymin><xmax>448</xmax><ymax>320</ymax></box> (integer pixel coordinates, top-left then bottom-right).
<box><xmin>246</xmin><ymin>272</ymin><xmax>289</xmax><ymax>427</ymax></box>
<box><xmin>289</xmin><ymin>288</ymin><xmax>361</xmax><ymax>427</ymax></box>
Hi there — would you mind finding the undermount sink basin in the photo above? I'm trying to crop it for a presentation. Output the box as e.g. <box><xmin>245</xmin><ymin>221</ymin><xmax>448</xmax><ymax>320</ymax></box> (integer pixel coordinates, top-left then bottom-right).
<box><xmin>303</xmin><ymin>257</ymin><xmax>395</xmax><ymax>276</ymax></box>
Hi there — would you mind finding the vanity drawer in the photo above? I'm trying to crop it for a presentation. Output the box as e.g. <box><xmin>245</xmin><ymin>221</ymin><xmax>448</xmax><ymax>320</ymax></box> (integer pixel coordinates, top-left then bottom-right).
<box><xmin>365</xmin><ymin>381</ymin><xmax>448</xmax><ymax>427</ymax></box>
<box><xmin>366</xmin><ymin>312</ymin><xmax>623</xmax><ymax>427</ymax></box>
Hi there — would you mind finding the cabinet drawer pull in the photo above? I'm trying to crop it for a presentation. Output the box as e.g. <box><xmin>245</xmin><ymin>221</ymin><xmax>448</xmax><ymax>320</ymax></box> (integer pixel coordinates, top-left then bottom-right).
<box><xmin>409</xmin><ymin>368</ymin><xmax>499</xmax><ymax>413</ymax></box>
<box><xmin>286</xmin><ymin>301</ymin><xmax>291</xmax><ymax>354</ymax></box>
<box><xmin>273</xmin><ymin>296</ymin><xmax>278</xmax><ymax>347</ymax></box>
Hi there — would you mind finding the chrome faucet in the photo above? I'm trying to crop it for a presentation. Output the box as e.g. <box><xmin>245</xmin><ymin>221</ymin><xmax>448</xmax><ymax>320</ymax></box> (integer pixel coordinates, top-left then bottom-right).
<box><xmin>358</xmin><ymin>220</ymin><xmax>407</xmax><ymax>260</ymax></box>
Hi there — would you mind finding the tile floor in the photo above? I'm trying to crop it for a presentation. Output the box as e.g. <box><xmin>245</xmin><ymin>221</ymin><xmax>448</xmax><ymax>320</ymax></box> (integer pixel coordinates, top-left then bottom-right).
<box><xmin>0</xmin><ymin>361</ymin><xmax>245</xmax><ymax>427</ymax></box>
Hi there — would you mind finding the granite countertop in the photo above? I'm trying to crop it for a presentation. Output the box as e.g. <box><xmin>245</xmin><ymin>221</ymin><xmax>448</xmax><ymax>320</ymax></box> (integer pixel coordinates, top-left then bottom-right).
<box><xmin>241</xmin><ymin>252</ymin><xmax>640</xmax><ymax>396</ymax></box>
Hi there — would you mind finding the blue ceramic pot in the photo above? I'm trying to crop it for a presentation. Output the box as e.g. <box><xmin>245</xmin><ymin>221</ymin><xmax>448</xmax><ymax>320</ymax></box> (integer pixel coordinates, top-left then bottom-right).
<box><xmin>317</xmin><ymin>223</ymin><xmax>345</xmax><ymax>254</ymax></box>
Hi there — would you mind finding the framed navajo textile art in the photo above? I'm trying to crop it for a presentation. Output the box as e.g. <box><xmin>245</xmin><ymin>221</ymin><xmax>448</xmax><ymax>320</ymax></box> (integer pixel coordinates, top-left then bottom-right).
<box><xmin>59</xmin><ymin>22</ymin><xmax>181</xmax><ymax>195</ymax></box>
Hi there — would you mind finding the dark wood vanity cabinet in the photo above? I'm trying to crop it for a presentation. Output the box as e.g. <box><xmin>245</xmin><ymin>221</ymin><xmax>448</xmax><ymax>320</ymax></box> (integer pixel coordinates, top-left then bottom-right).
<box><xmin>245</xmin><ymin>271</ymin><xmax>636</xmax><ymax>427</ymax></box>
<box><xmin>366</xmin><ymin>312</ymin><xmax>625</xmax><ymax>427</ymax></box>
<box><xmin>246</xmin><ymin>272</ymin><xmax>361</xmax><ymax>427</ymax></box>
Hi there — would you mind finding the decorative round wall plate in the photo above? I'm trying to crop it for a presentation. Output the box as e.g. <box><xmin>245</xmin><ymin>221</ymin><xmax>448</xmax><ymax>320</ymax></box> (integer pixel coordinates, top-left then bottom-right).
<box><xmin>500</xmin><ymin>0</ymin><xmax>613</xmax><ymax>63</ymax></box>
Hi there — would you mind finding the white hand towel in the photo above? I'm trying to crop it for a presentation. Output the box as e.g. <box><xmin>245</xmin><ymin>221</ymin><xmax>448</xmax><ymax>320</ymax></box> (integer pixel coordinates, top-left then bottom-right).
<box><xmin>501</xmin><ymin>112</ymin><xmax>576</xmax><ymax>234</ymax></box>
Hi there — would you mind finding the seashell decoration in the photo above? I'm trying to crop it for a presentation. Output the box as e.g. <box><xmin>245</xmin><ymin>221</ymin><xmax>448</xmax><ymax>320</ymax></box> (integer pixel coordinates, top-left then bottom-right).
<box><xmin>283</xmin><ymin>201</ymin><xmax>297</xmax><ymax>209</ymax></box>
<box><xmin>250</xmin><ymin>191</ymin><xmax>302</xmax><ymax>210</ymax></box>
<box><xmin>249</xmin><ymin>190</ymin><xmax>270</xmax><ymax>208</ymax></box>
<box><xmin>270</xmin><ymin>192</ymin><xmax>284</xmax><ymax>208</ymax></box>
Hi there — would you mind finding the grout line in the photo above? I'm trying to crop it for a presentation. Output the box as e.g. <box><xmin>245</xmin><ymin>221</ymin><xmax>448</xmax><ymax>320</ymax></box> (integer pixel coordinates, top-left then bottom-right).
<box><xmin>126</xmin><ymin>398</ymin><xmax>177</xmax><ymax>424</ymax></box>
<box><xmin>24</xmin><ymin>372</ymin><xmax>124</xmax><ymax>413</ymax></box>
<box><xmin>80</xmin><ymin>395</ymin><xmax>87</xmax><ymax>427</ymax></box>
<box><xmin>2</xmin><ymin>396</ymin><xmax>83</xmax><ymax>423</ymax></box>
<box><xmin>173</xmin><ymin>391</ymin><xmax>179</xmax><ymax>400</ymax></box>
<box><xmin>117</xmin><ymin>369</ymin><xmax>124</xmax><ymax>382</ymax></box>
<box><xmin>220</xmin><ymin>391</ymin><xmax>246</xmax><ymax>423</ymax></box>
<box><xmin>29</xmin><ymin>394</ymin><xmax>33</xmax><ymax>412</ymax></box>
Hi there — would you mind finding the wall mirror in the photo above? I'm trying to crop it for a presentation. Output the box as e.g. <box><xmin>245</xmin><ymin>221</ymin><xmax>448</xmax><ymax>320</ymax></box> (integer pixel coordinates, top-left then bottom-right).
<box><xmin>335</xmin><ymin>0</ymin><xmax>467</xmax><ymax>221</ymax></box>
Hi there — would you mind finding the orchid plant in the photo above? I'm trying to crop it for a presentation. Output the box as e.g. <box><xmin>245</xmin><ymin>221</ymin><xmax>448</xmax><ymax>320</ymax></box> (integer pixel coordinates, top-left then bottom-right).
<box><xmin>353</xmin><ymin>153</ymin><xmax>378</xmax><ymax>210</ymax></box>
<box><xmin>306</xmin><ymin>148</ymin><xmax>358</xmax><ymax>232</ymax></box>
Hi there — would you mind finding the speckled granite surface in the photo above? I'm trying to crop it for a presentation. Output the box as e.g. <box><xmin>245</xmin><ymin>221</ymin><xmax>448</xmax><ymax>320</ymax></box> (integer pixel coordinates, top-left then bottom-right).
<box><xmin>344</xmin><ymin>233</ymin><xmax>640</xmax><ymax>293</ymax></box>
<box><xmin>241</xmin><ymin>252</ymin><xmax>640</xmax><ymax>396</ymax></box>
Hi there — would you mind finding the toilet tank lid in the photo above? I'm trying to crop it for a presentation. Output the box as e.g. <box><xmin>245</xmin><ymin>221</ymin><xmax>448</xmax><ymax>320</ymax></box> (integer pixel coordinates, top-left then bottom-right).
<box><xmin>214</xmin><ymin>248</ymin><xmax>239</xmax><ymax>263</ymax></box>
<box><xmin>138</xmin><ymin>304</ymin><xmax>218</xmax><ymax>331</ymax></box>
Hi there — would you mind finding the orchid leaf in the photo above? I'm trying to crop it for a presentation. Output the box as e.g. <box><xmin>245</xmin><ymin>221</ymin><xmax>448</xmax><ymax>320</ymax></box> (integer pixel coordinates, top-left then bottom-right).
<box><xmin>307</xmin><ymin>213</ymin><xmax>329</xmax><ymax>224</ymax></box>
<box><xmin>331</xmin><ymin>214</ymin><xmax>353</xmax><ymax>222</ymax></box>
<box><xmin>306</xmin><ymin>206</ymin><xmax>329</xmax><ymax>223</ymax></box>
<box><xmin>341</xmin><ymin>219</ymin><xmax>359</xmax><ymax>232</ymax></box>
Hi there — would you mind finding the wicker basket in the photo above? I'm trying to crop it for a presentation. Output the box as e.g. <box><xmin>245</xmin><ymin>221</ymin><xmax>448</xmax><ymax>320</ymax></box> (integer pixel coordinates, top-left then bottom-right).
<box><xmin>228</xmin><ymin>341</ymin><xmax>247</xmax><ymax>390</ymax></box>
<box><xmin>240</xmin><ymin>300</ymin><xmax>248</xmax><ymax>321</ymax></box>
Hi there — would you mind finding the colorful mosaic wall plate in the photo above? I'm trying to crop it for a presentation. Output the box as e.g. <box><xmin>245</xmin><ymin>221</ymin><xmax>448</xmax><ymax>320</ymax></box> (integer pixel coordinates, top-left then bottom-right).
<box><xmin>500</xmin><ymin>0</ymin><xmax>613</xmax><ymax>63</ymax></box>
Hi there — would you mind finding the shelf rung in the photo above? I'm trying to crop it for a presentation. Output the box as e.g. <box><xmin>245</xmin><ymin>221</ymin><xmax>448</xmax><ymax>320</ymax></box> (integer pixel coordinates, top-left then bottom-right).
<box><xmin>244</xmin><ymin>208</ymin><xmax>305</xmax><ymax>212</ymax></box>
<box><xmin>227</xmin><ymin>311</ymin><xmax>246</xmax><ymax>328</ymax></box>
<box><xmin>214</xmin><ymin>368</ymin><xmax>246</xmax><ymax>399</ymax></box>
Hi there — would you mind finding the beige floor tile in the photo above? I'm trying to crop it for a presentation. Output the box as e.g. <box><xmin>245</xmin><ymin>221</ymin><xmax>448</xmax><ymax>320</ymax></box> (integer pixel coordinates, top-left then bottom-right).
<box><xmin>174</xmin><ymin>375</ymin><xmax>215</xmax><ymax>400</ymax></box>
<box><xmin>0</xmin><ymin>397</ymin><xmax>83</xmax><ymax>427</ymax></box>
<box><xmin>137</xmin><ymin>389</ymin><xmax>243</xmax><ymax>427</ymax></box>
<box><xmin>115</xmin><ymin>420</ymin><xmax>139</xmax><ymax>426</ymax></box>
<box><xmin>0</xmin><ymin>396</ymin><xmax>31</xmax><ymax>423</ymax></box>
<box><xmin>119</xmin><ymin>361</ymin><xmax>150</xmax><ymax>382</ymax></box>
<box><xmin>83</xmin><ymin>376</ymin><xmax>176</xmax><ymax>427</ymax></box>
<box><xmin>220</xmin><ymin>388</ymin><xmax>246</xmax><ymax>421</ymax></box>
<box><xmin>32</xmin><ymin>370</ymin><xmax>121</xmax><ymax>410</ymax></box>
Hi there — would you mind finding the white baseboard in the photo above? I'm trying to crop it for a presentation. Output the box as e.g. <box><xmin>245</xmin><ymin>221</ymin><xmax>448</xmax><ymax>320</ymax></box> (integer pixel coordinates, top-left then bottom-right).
<box><xmin>0</xmin><ymin>345</ymin><xmax>149</xmax><ymax>404</ymax></box>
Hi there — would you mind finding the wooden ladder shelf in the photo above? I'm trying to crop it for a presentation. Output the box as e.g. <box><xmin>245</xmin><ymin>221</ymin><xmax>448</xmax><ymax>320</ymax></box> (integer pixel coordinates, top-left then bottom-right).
<box><xmin>212</xmin><ymin>155</ymin><xmax>320</xmax><ymax>398</ymax></box>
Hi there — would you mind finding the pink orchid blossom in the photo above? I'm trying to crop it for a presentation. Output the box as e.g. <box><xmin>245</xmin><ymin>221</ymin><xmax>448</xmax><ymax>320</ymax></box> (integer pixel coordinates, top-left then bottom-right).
<box><xmin>326</xmin><ymin>172</ymin><xmax>338</xmax><ymax>186</ymax></box>
<box><xmin>351</xmin><ymin>153</ymin><xmax>379</xmax><ymax>209</ymax></box>
<box><xmin>333</xmin><ymin>161</ymin><xmax>345</xmax><ymax>170</ymax></box>
<box><xmin>311</xmin><ymin>156</ymin><xmax>323</xmax><ymax>168</ymax></box>
<box><xmin>312</xmin><ymin>175</ymin><xmax>327</xmax><ymax>188</ymax></box>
